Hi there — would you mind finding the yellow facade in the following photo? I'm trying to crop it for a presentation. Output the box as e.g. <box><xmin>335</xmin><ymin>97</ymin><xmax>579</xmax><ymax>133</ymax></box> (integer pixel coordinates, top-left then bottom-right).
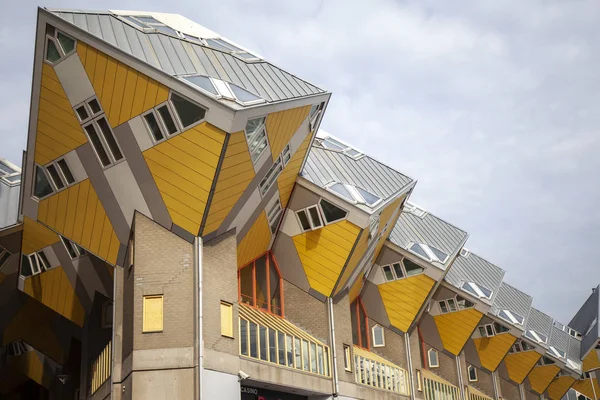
<box><xmin>528</xmin><ymin>365</ymin><xmax>560</xmax><ymax>394</ymax></box>
<box><xmin>237</xmin><ymin>211</ymin><xmax>271</xmax><ymax>268</ymax></box>
<box><xmin>293</xmin><ymin>219</ymin><xmax>361</xmax><ymax>297</ymax></box>
<box><xmin>38</xmin><ymin>179</ymin><xmax>120</xmax><ymax>265</ymax></box>
<box><xmin>143</xmin><ymin>122</ymin><xmax>226</xmax><ymax>236</ymax></box>
<box><xmin>472</xmin><ymin>333</ymin><xmax>516</xmax><ymax>372</ymax></box>
<box><xmin>583</xmin><ymin>350</ymin><xmax>600</xmax><ymax>372</ymax></box>
<box><xmin>434</xmin><ymin>308</ymin><xmax>483</xmax><ymax>356</ymax></box>
<box><xmin>203</xmin><ymin>131</ymin><xmax>254</xmax><ymax>235</ymax></box>
<box><xmin>21</xmin><ymin>217</ymin><xmax>60</xmax><ymax>255</ymax></box>
<box><xmin>23</xmin><ymin>266</ymin><xmax>85</xmax><ymax>327</ymax></box>
<box><xmin>378</xmin><ymin>274</ymin><xmax>435</xmax><ymax>332</ymax></box>
<box><xmin>77</xmin><ymin>42</ymin><xmax>169</xmax><ymax>127</ymax></box>
<box><xmin>265</xmin><ymin>105</ymin><xmax>311</xmax><ymax>160</ymax></box>
<box><xmin>547</xmin><ymin>376</ymin><xmax>576</xmax><ymax>400</ymax></box>
<box><xmin>334</xmin><ymin>228</ymin><xmax>368</xmax><ymax>297</ymax></box>
<box><xmin>277</xmin><ymin>131</ymin><xmax>313</xmax><ymax>208</ymax></box>
<box><xmin>503</xmin><ymin>350</ymin><xmax>541</xmax><ymax>384</ymax></box>
<box><xmin>34</xmin><ymin>64</ymin><xmax>88</xmax><ymax>165</ymax></box>
<box><xmin>9</xmin><ymin>351</ymin><xmax>49</xmax><ymax>388</ymax></box>
<box><xmin>572</xmin><ymin>378</ymin><xmax>600</xmax><ymax>400</ymax></box>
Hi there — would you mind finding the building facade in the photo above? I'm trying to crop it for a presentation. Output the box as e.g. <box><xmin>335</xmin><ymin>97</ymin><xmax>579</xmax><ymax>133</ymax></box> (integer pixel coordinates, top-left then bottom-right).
<box><xmin>0</xmin><ymin>8</ymin><xmax>598</xmax><ymax>400</ymax></box>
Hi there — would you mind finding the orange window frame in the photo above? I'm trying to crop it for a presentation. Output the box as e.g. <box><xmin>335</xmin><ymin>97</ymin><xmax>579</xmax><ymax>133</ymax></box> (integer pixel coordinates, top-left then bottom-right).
<box><xmin>353</xmin><ymin>296</ymin><xmax>370</xmax><ymax>350</ymax></box>
<box><xmin>238</xmin><ymin>251</ymin><xmax>285</xmax><ymax>317</ymax></box>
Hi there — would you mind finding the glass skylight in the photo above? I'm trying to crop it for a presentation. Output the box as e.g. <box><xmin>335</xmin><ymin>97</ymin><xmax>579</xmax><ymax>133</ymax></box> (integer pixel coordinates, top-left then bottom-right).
<box><xmin>408</xmin><ymin>243</ymin><xmax>448</xmax><ymax>264</ymax></box>
<box><xmin>320</xmin><ymin>136</ymin><xmax>363</xmax><ymax>159</ymax></box>
<box><xmin>524</xmin><ymin>329</ymin><xmax>548</xmax><ymax>344</ymax></box>
<box><xmin>404</xmin><ymin>202</ymin><xmax>427</xmax><ymax>218</ymax></box>
<box><xmin>498</xmin><ymin>309</ymin><xmax>524</xmax><ymax>326</ymax></box>
<box><xmin>0</xmin><ymin>160</ymin><xmax>20</xmax><ymax>185</ymax></box>
<box><xmin>549</xmin><ymin>346</ymin><xmax>566</xmax><ymax>359</ymax></box>
<box><xmin>327</xmin><ymin>182</ymin><xmax>381</xmax><ymax>208</ymax></box>
<box><xmin>125</xmin><ymin>16</ymin><xmax>179</xmax><ymax>36</ymax></box>
<box><xmin>566</xmin><ymin>359</ymin><xmax>581</xmax><ymax>371</ymax></box>
<box><xmin>461</xmin><ymin>281</ymin><xmax>493</xmax><ymax>300</ymax></box>
<box><xmin>205</xmin><ymin>38</ymin><xmax>260</xmax><ymax>61</ymax></box>
<box><xmin>181</xmin><ymin>74</ymin><xmax>264</xmax><ymax>105</ymax></box>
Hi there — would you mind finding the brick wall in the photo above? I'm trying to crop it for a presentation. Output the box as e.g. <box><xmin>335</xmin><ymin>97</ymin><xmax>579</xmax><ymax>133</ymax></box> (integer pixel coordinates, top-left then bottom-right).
<box><xmin>500</xmin><ymin>377</ymin><xmax>520</xmax><ymax>400</ymax></box>
<box><xmin>424</xmin><ymin>343</ymin><xmax>459</xmax><ymax>387</ymax></box>
<box><xmin>333</xmin><ymin>292</ymin><xmax>355</xmax><ymax>384</ymax></box>
<box><xmin>468</xmin><ymin>366</ymin><xmax>495</xmax><ymax>399</ymax></box>
<box><xmin>410</xmin><ymin>328</ymin><xmax>425</xmax><ymax>400</ymax></box>
<box><xmin>283</xmin><ymin>281</ymin><xmax>330</xmax><ymax>343</ymax></box>
<box><xmin>525</xmin><ymin>388</ymin><xmax>540</xmax><ymax>400</ymax></box>
<box><xmin>368</xmin><ymin>317</ymin><xmax>407</xmax><ymax>368</ymax></box>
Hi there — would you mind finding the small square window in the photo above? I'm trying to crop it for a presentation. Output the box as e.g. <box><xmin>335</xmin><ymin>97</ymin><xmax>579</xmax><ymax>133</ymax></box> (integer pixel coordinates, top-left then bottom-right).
<box><xmin>372</xmin><ymin>325</ymin><xmax>385</xmax><ymax>347</ymax></box>
<box><xmin>392</xmin><ymin>263</ymin><xmax>404</xmax><ymax>279</ymax></box>
<box><xmin>343</xmin><ymin>344</ymin><xmax>352</xmax><ymax>372</ymax></box>
<box><xmin>438</xmin><ymin>301</ymin><xmax>449</xmax><ymax>314</ymax></box>
<box><xmin>307</xmin><ymin>205</ymin><xmax>323</xmax><ymax>229</ymax></box>
<box><xmin>220</xmin><ymin>301</ymin><xmax>233</xmax><ymax>338</ymax></box>
<box><xmin>447</xmin><ymin>298</ymin><xmax>457</xmax><ymax>312</ymax></box>
<box><xmin>101</xmin><ymin>301</ymin><xmax>113</xmax><ymax>328</ymax></box>
<box><xmin>427</xmin><ymin>349</ymin><xmax>439</xmax><ymax>368</ymax></box>
<box><xmin>468</xmin><ymin>365</ymin><xmax>478</xmax><ymax>382</ymax></box>
<box><xmin>75</xmin><ymin>105</ymin><xmax>89</xmax><ymax>121</ymax></box>
<box><xmin>485</xmin><ymin>325</ymin><xmax>495</xmax><ymax>337</ymax></box>
<box><xmin>88</xmin><ymin>98</ymin><xmax>102</xmax><ymax>115</ymax></box>
<box><xmin>382</xmin><ymin>265</ymin><xmax>394</xmax><ymax>281</ymax></box>
<box><xmin>143</xmin><ymin>295</ymin><xmax>164</xmax><ymax>333</ymax></box>
<box><xmin>296</xmin><ymin>209</ymin><xmax>311</xmax><ymax>232</ymax></box>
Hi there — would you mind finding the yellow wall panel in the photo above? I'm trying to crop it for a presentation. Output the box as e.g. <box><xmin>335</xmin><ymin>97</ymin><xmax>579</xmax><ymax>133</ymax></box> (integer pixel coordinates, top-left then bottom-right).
<box><xmin>34</xmin><ymin>63</ymin><xmax>87</xmax><ymax>165</ymax></box>
<box><xmin>547</xmin><ymin>376</ymin><xmax>576</xmax><ymax>400</ymax></box>
<box><xmin>348</xmin><ymin>272</ymin><xmax>364</xmax><ymax>303</ymax></box>
<box><xmin>277</xmin><ymin>131</ymin><xmax>313</xmax><ymax>208</ymax></box>
<box><xmin>144</xmin><ymin>122</ymin><xmax>226</xmax><ymax>235</ymax></box>
<box><xmin>503</xmin><ymin>351</ymin><xmax>541</xmax><ymax>384</ymax></box>
<box><xmin>371</xmin><ymin>195</ymin><xmax>405</xmax><ymax>264</ymax></box>
<box><xmin>378</xmin><ymin>274</ymin><xmax>435</xmax><ymax>332</ymax></box>
<box><xmin>237</xmin><ymin>212</ymin><xmax>271</xmax><ymax>268</ymax></box>
<box><xmin>293</xmin><ymin>220</ymin><xmax>361</xmax><ymax>297</ymax></box>
<box><xmin>3</xmin><ymin>299</ymin><xmax>64</xmax><ymax>363</ymax></box>
<box><xmin>266</xmin><ymin>105</ymin><xmax>311</xmax><ymax>160</ymax></box>
<box><xmin>583</xmin><ymin>350</ymin><xmax>600</xmax><ymax>372</ymax></box>
<box><xmin>528</xmin><ymin>365</ymin><xmax>560</xmax><ymax>394</ymax></box>
<box><xmin>37</xmin><ymin>180</ymin><xmax>120</xmax><ymax>265</ymax></box>
<box><xmin>572</xmin><ymin>378</ymin><xmax>600</xmax><ymax>400</ymax></box>
<box><xmin>203</xmin><ymin>131</ymin><xmax>255</xmax><ymax>235</ymax></box>
<box><xmin>334</xmin><ymin>228</ymin><xmax>369</xmax><ymax>296</ymax></box>
<box><xmin>23</xmin><ymin>266</ymin><xmax>85</xmax><ymax>327</ymax></box>
<box><xmin>77</xmin><ymin>42</ymin><xmax>169</xmax><ymax>127</ymax></box>
<box><xmin>10</xmin><ymin>351</ymin><xmax>48</xmax><ymax>388</ymax></box>
<box><xmin>434</xmin><ymin>308</ymin><xmax>483</xmax><ymax>355</ymax></box>
<box><xmin>21</xmin><ymin>217</ymin><xmax>60</xmax><ymax>255</ymax></box>
<box><xmin>473</xmin><ymin>333</ymin><xmax>516</xmax><ymax>372</ymax></box>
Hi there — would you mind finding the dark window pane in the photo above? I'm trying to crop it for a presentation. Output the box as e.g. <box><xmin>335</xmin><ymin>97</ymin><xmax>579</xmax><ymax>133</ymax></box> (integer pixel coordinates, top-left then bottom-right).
<box><xmin>392</xmin><ymin>263</ymin><xmax>404</xmax><ymax>279</ymax></box>
<box><xmin>403</xmin><ymin>259</ymin><xmax>424</xmax><ymax>276</ymax></box>
<box><xmin>277</xmin><ymin>332</ymin><xmax>286</xmax><ymax>366</ymax></box>
<box><xmin>20</xmin><ymin>255</ymin><xmax>32</xmax><ymax>277</ymax></box>
<box><xmin>184</xmin><ymin>75</ymin><xmax>218</xmax><ymax>95</ymax></box>
<box><xmin>319</xmin><ymin>199</ymin><xmax>347</xmax><ymax>223</ymax></box>
<box><xmin>230</xmin><ymin>83</ymin><xmax>262</xmax><ymax>103</ymax></box>
<box><xmin>144</xmin><ymin>113</ymin><xmax>164</xmax><ymax>141</ymax></box>
<box><xmin>97</xmin><ymin>118</ymin><xmax>123</xmax><ymax>161</ymax></box>
<box><xmin>286</xmin><ymin>335</ymin><xmax>294</xmax><ymax>367</ymax></box>
<box><xmin>170</xmin><ymin>93</ymin><xmax>206</xmax><ymax>128</ymax></box>
<box><xmin>308</xmin><ymin>206</ymin><xmax>322</xmax><ymax>227</ymax></box>
<box><xmin>88</xmin><ymin>99</ymin><xmax>102</xmax><ymax>115</ymax></box>
<box><xmin>57</xmin><ymin>32</ymin><xmax>75</xmax><ymax>54</ymax></box>
<box><xmin>259</xmin><ymin>326</ymin><xmax>268</xmax><ymax>361</ymax></box>
<box><xmin>255</xmin><ymin>255</ymin><xmax>268</xmax><ymax>310</ymax></box>
<box><xmin>46</xmin><ymin>24</ymin><xmax>56</xmax><ymax>36</ymax></box>
<box><xmin>297</xmin><ymin>210</ymin><xmax>311</xmax><ymax>231</ymax></box>
<box><xmin>157</xmin><ymin>105</ymin><xmax>178</xmax><ymax>135</ymax></box>
<box><xmin>240</xmin><ymin>319</ymin><xmax>248</xmax><ymax>356</ymax></box>
<box><xmin>358</xmin><ymin>303</ymin><xmax>368</xmax><ymax>349</ymax></box>
<box><xmin>34</xmin><ymin>166</ymin><xmax>54</xmax><ymax>198</ymax></box>
<box><xmin>249</xmin><ymin>322</ymin><xmax>258</xmax><ymax>358</ymax></box>
<box><xmin>269</xmin><ymin>253</ymin><xmax>281</xmax><ymax>316</ymax></box>
<box><xmin>84</xmin><ymin>124</ymin><xmax>111</xmax><ymax>167</ymax></box>
<box><xmin>302</xmin><ymin>340</ymin><xmax>309</xmax><ymax>371</ymax></box>
<box><xmin>46</xmin><ymin>39</ymin><xmax>61</xmax><ymax>63</ymax></box>
<box><xmin>63</xmin><ymin>238</ymin><xmax>78</xmax><ymax>259</ymax></box>
<box><xmin>494</xmin><ymin>322</ymin><xmax>509</xmax><ymax>333</ymax></box>
<box><xmin>57</xmin><ymin>159</ymin><xmax>75</xmax><ymax>184</ymax></box>
<box><xmin>37</xmin><ymin>252</ymin><xmax>50</xmax><ymax>270</ymax></box>
<box><xmin>382</xmin><ymin>266</ymin><xmax>394</xmax><ymax>281</ymax></box>
<box><xmin>76</xmin><ymin>105</ymin><xmax>89</xmax><ymax>121</ymax></box>
<box><xmin>239</xmin><ymin>264</ymin><xmax>253</xmax><ymax>306</ymax></box>
<box><xmin>486</xmin><ymin>325</ymin><xmax>495</xmax><ymax>336</ymax></box>
<box><xmin>0</xmin><ymin>252</ymin><xmax>10</xmax><ymax>267</ymax></box>
<box><xmin>46</xmin><ymin>164</ymin><xmax>64</xmax><ymax>189</ymax></box>
<box><xmin>269</xmin><ymin>328</ymin><xmax>277</xmax><ymax>362</ymax></box>
<box><xmin>294</xmin><ymin>338</ymin><xmax>302</xmax><ymax>369</ymax></box>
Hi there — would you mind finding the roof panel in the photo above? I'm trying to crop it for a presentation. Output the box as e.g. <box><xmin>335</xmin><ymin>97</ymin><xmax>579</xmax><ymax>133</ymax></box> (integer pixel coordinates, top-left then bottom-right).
<box><xmin>157</xmin><ymin>35</ymin><xmax>186</xmax><ymax>75</ymax></box>
<box><xmin>169</xmin><ymin>37</ymin><xmax>196</xmax><ymax>75</ymax></box>
<box><xmin>73</xmin><ymin>13</ymin><xmax>88</xmax><ymax>30</ymax></box>
<box><xmin>525</xmin><ymin>307</ymin><xmax>554</xmax><ymax>341</ymax></box>
<box><xmin>86</xmin><ymin>14</ymin><xmax>102</xmax><ymax>38</ymax></box>
<box><xmin>122</xmin><ymin>23</ymin><xmax>146</xmax><ymax>61</ymax></box>
<box><xmin>445</xmin><ymin>251</ymin><xmax>505</xmax><ymax>305</ymax></box>
<box><xmin>490</xmin><ymin>282</ymin><xmax>533</xmax><ymax>328</ymax></box>
<box><xmin>97</xmin><ymin>14</ymin><xmax>117</xmax><ymax>47</ymax></box>
<box><xmin>109</xmin><ymin>16</ymin><xmax>132</xmax><ymax>54</ymax></box>
<box><xmin>147</xmin><ymin>34</ymin><xmax>175</xmax><ymax>75</ymax></box>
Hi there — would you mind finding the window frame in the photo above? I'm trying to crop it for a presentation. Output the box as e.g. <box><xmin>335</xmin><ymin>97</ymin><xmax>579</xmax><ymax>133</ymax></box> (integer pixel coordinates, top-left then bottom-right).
<box><xmin>467</xmin><ymin>365</ymin><xmax>478</xmax><ymax>382</ymax></box>
<box><xmin>181</xmin><ymin>74</ymin><xmax>265</xmax><ymax>106</ymax></box>
<box><xmin>317</xmin><ymin>198</ymin><xmax>348</xmax><ymax>225</ymax></box>
<box><xmin>380</xmin><ymin>258</ymin><xmax>425</xmax><ymax>282</ymax></box>
<box><xmin>295</xmin><ymin>204</ymin><xmax>325</xmax><ymax>232</ymax></box>
<box><xmin>407</xmin><ymin>242</ymin><xmax>449</xmax><ymax>264</ymax></box>
<box><xmin>142</xmin><ymin>295</ymin><xmax>164</xmax><ymax>333</ymax></box>
<box><xmin>524</xmin><ymin>329</ymin><xmax>548</xmax><ymax>344</ymax></box>
<box><xmin>265</xmin><ymin>195</ymin><xmax>284</xmax><ymax>235</ymax></box>
<box><xmin>320</xmin><ymin>136</ymin><xmax>364</xmax><ymax>160</ymax></box>
<box><xmin>259</xmin><ymin>156</ymin><xmax>283</xmax><ymax>196</ymax></box>
<box><xmin>220</xmin><ymin>301</ymin><xmax>234</xmax><ymax>338</ymax></box>
<box><xmin>0</xmin><ymin>160</ymin><xmax>21</xmax><ymax>186</ymax></box>
<box><xmin>438</xmin><ymin>295</ymin><xmax>474</xmax><ymax>314</ymax></box>
<box><xmin>32</xmin><ymin>164</ymin><xmax>55</xmax><ymax>200</ymax></box>
<box><xmin>243</xmin><ymin>116</ymin><xmax>270</xmax><ymax>164</ymax></box>
<box><xmin>343</xmin><ymin>344</ymin><xmax>352</xmax><ymax>372</ymax></box>
<box><xmin>60</xmin><ymin>236</ymin><xmax>86</xmax><ymax>260</ymax></box>
<box><xmin>101</xmin><ymin>301</ymin><xmax>113</xmax><ymax>329</ymax></box>
<box><xmin>237</xmin><ymin>251</ymin><xmax>285</xmax><ymax>317</ymax></box>
<box><xmin>372</xmin><ymin>325</ymin><xmax>385</xmax><ymax>347</ymax></box>
<box><xmin>82</xmin><ymin>115</ymin><xmax>124</xmax><ymax>169</ymax></box>
<box><xmin>427</xmin><ymin>348</ymin><xmax>439</xmax><ymax>368</ymax></box>
<box><xmin>44</xmin><ymin>158</ymin><xmax>76</xmax><ymax>191</ymax></box>
<box><xmin>44</xmin><ymin>25</ymin><xmax>76</xmax><ymax>66</ymax></box>
<box><xmin>461</xmin><ymin>281</ymin><xmax>493</xmax><ymax>300</ymax></box>
<box><xmin>142</xmin><ymin>103</ymin><xmax>181</xmax><ymax>144</ymax></box>
<box><xmin>21</xmin><ymin>250</ymin><xmax>51</xmax><ymax>278</ymax></box>
<box><xmin>352</xmin><ymin>297</ymin><xmax>370</xmax><ymax>350</ymax></box>
<box><xmin>0</xmin><ymin>245</ymin><xmax>11</xmax><ymax>271</ymax></box>
<box><xmin>325</xmin><ymin>181</ymin><xmax>381</xmax><ymax>208</ymax></box>
<box><xmin>497</xmin><ymin>309</ymin><xmax>524</xmax><ymax>326</ymax></box>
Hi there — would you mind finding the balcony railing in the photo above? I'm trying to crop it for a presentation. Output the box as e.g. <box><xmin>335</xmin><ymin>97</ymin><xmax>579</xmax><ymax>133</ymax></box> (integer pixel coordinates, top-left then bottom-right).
<box><xmin>90</xmin><ymin>341</ymin><xmax>111</xmax><ymax>394</ymax></box>
<box><xmin>467</xmin><ymin>385</ymin><xmax>494</xmax><ymax>400</ymax></box>
<box><xmin>353</xmin><ymin>345</ymin><xmax>411</xmax><ymax>395</ymax></box>
<box><xmin>421</xmin><ymin>369</ymin><xmax>460</xmax><ymax>400</ymax></box>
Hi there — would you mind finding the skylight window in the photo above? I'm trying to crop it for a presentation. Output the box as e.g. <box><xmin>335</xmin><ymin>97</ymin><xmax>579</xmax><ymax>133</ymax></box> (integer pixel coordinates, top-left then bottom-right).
<box><xmin>498</xmin><ymin>309</ymin><xmax>525</xmax><ymax>326</ymax></box>
<box><xmin>566</xmin><ymin>359</ymin><xmax>581</xmax><ymax>371</ymax></box>
<box><xmin>124</xmin><ymin>16</ymin><xmax>179</xmax><ymax>36</ymax></box>
<box><xmin>461</xmin><ymin>281</ymin><xmax>493</xmax><ymax>300</ymax></box>
<box><xmin>408</xmin><ymin>243</ymin><xmax>448</xmax><ymax>264</ymax></box>
<box><xmin>548</xmin><ymin>346</ymin><xmax>566</xmax><ymax>359</ymax></box>
<box><xmin>326</xmin><ymin>182</ymin><xmax>381</xmax><ymax>208</ymax></box>
<box><xmin>403</xmin><ymin>202</ymin><xmax>427</xmax><ymax>218</ymax></box>
<box><xmin>320</xmin><ymin>136</ymin><xmax>363</xmax><ymax>159</ymax></box>
<box><xmin>524</xmin><ymin>329</ymin><xmax>548</xmax><ymax>344</ymax></box>
<box><xmin>205</xmin><ymin>38</ymin><xmax>259</xmax><ymax>61</ymax></box>
<box><xmin>0</xmin><ymin>160</ymin><xmax>20</xmax><ymax>186</ymax></box>
<box><xmin>309</xmin><ymin>103</ymin><xmax>324</xmax><ymax>131</ymax></box>
<box><xmin>181</xmin><ymin>74</ymin><xmax>264</xmax><ymax>106</ymax></box>
<box><xmin>44</xmin><ymin>25</ymin><xmax>75</xmax><ymax>65</ymax></box>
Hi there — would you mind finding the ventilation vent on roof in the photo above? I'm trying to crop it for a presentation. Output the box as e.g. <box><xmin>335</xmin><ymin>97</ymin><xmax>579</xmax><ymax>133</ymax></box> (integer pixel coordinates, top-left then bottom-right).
<box><xmin>460</xmin><ymin>248</ymin><xmax>470</xmax><ymax>258</ymax></box>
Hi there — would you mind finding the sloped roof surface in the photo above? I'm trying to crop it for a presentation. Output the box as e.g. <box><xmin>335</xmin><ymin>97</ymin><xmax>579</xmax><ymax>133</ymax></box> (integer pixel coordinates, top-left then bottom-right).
<box><xmin>490</xmin><ymin>282</ymin><xmax>533</xmax><ymax>328</ymax></box>
<box><xmin>445</xmin><ymin>252</ymin><xmax>505</xmax><ymax>305</ymax></box>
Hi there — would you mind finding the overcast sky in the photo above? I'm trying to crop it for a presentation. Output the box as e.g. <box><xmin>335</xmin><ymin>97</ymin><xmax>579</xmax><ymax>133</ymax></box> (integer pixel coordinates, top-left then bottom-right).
<box><xmin>2</xmin><ymin>0</ymin><xmax>599</xmax><ymax>323</ymax></box>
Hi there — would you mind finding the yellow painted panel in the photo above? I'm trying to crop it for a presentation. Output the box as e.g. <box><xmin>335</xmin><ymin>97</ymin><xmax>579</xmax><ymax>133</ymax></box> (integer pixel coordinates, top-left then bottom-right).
<box><xmin>203</xmin><ymin>131</ymin><xmax>254</xmax><ymax>235</ymax></box>
<box><xmin>37</xmin><ymin>180</ymin><xmax>120</xmax><ymax>265</ymax></box>
<box><xmin>10</xmin><ymin>351</ymin><xmax>47</xmax><ymax>387</ymax></box>
<box><xmin>34</xmin><ymin>64</ymin><xmax>87</xmax><ymax>164</ymax></box>
<box><xmin>434</xmin><ymin>308</ymin><xmax>483</xmax><ymax>355</ymax></box>
<box><xmin>583</xmin><ymin>350</ymin><xmax>600</xmax><ymax>372</ymax></box>
<box><xmin>378</xmin><ymin>274</ymin><xmax>435</xmax><ymax>332</ymax></box>
<box><xmin>473</xmin><ymin>333</ymin><xmax>516</xmax><ymax>372</ymax></box>
<box><xmin>220</xmin><ymin>301</ymin><xmax>234</xmax><ymax>337</ymax></box>
<box><xmin>266</xmin><ymin>105</ymin><xmax>311</xmax><ymax>159</ymax></box>
<box><xmin>348</xmin><ymin>272</ymin><xmax>364</xmax><ymax>303</ymax></box>
<box><xmin>77</xmin><ymin>42</ymin><xmax>169</xmax><ymax>126</ymax></box>
<box><xmin>237</xmin><ymin>212</ymin><xmax>271</xmax><ymax>268</ymax></box>
<box><xmin>293</xmin><ymin>220</ymin><xmax>361</xmax><ymax>297</ymax></box>
<box><xmin>143</xmin><ymin>295</ymin><xmax>164</xmax><ymax>332</ymax></box>
<box><xmin>143</xmin><ymin>122</ymin><xmax>226</xmax><ymax>235</ymax></box>
<box><xmin>547</xmin><ymin>376</ymin><xmax>576</xmax><ymax>400</ymax></box>
<box><xmin>504</xmin><ymin>351</ymin><xmax>541</xmax><ymax>384</ymax></box>
<box><xmin>23</xmin><ymin>266</ymin><xmax>85</xmax><ymax>327</ymax></box>
<box><xmin>572</xmin><ymin>378</ymin><xmax>600</xmax><ymax>400</ymax></box>
<box><xmin>21</xmin><ymin>217</ymin><xmax>60</xmax><ymax>254</ymax></box>
<box><xmin>277</xmin><ymin>130</ymin><xmax>313</xmax><ymax>208</ymax></box>
<box><xmin>528</xmin><ymin>365</ymin><xmax>560</xmax><ymax>394</ymax></box>
<box><xmin>334</xmin><ymin>228</ymin><xmax>368</xmax><ymax>296</ymax></box>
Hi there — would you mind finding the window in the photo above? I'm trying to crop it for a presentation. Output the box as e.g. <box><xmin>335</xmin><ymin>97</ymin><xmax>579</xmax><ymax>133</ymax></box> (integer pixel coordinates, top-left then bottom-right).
<box><xmin>461</xmin><ymin>281</ymin><xmax>493</xmax><ymax>300</ymax></box>
<box><xmin>7</xmin><ymin>341</ymin><xmax>26</xmax><ymax>357</ymax></box>
<box><xmin>438</xmin><ymin>296</ymin><xmax>473</xmax><ymax>314</ymax></box>
<box><xmin>60</xmin><ymin>236</ymin><xmax>86</xmax><ymax>259</ymax></box>
<box><xmin>493</xmin><ymin>322</ymin><xmax>509</xmax><ymax>334</ymax></box>
<box><xmin>83</xmin><ymin>116</ymin><xmax>123</xmax><ymax>168</ymax></box>
<box><xmin>309</xmin><ymin>103</ymin><xmax>324</xmax><ymax>130</ymax></box>
<box><xmin>427</xmin><ymin>349</ymin><xmax>439</xmax><ymax>368</ymax></box>
<box><xmin>142</xmin><ymin>295</ymin><xmax>163</xmax><ymax>332</ymax></box>
<box><xmin>344</xmin><ymin>344</ymin><xmax>352</xmax><ymax>371</ymax></box>
<box><xmin>548</xmin><ymin>346</ymin><xmax>566</xmax><ymax>359</ymax></box>
<box><xmin>509</xmin><ymin>340</ymin><xmax>535</xmax><ymax>354</ymax></box>
<box><xmin>497</xmin><ymin>309</ymin><xmax>524</xmax><ymax>326</ymax></box>
<box><xmin>408</xmin><ymin>243</ymin><xmax>448</xmax><ymax>264</ymax></box>
<box><xmin>220</xmin><ymin>301</ymin><xmax>233</xmax><ymax>338</ymax></box>
<box><xmin>477</xmin><ymin>322</ymin><xmax>509</xmax><ymax>337</ymax></box>
<box><xmin>0</xmin><ymin>160</ymin><xmax>20</xmax><ymax>185</ymax></box>
<box><xmin>317</xmin><ymin>199</ymin><xmax>348</xmax><ymax>224</ymax></box>
<box><xmin>238</xmin><ymin>252</ymin><xmax>283</xmax><ymax>316</ymax></box>
<box><xmin>566</xmin><ymin>359</ymin><xmax>581</xmax><ymax>371</ymax></box>
<box><xmin>259</xmin><ymin>156</ymin><xmax>283</xmax><ymax>196</ymax></box>
<box><xmin>122</xmin><ymin>16</ymin><xmax>180</xmax><ymax>36</ymax></box>
<box><xmin>524</xmin><ymin>329</ymin><xmax>548</xmax><ymax>344</ymax></box>
<box><xmin>381</xmin><ymin>258</ymin><xmax>425</xmax><ymax>282</ymax></box>
<box><xmin>266</xmin><ymin>196</ymin><xmax>284</xmax><ymax>234</ymax></box>
<box><xmin>0</xmin><ymin>246</ymin><xmax>11</xmax><ymax>270</ymax></box>
<box><xmin>468</xmin><ymin>365</ymin><xmax>478</xmax><ymax>382</ymax></box>
<box><xmin>353</xmin><ymin>347</ymin><xmax>410</xmax><ymax>395</ymax></box>
<box><xmin>44</xmin><ymin>25</ymin><xmax>75</xmax><ymax>64</ymax></box>
<box><xmin>320</xmin><ymin>136</ymin><xmax>363</xmax><ymax>159</ymax></box>
<box><xmin>244</xmin><ymin>117</ymin><xmax>269</xmax><ymax>164</ymax></box>
<box><xmin>536</xmin><ymin>356</ymin><xmax>554</xmax><ymax>366</ymax></box>
<box><xmin>296</xmin><ymin>205</ymin><xmax>324</xmax><ymax>232</ymax></box>
<box><xmin>372</xmin><ymin>325</ymin><xmax>385</xmax><ymax>347</ymax></box>
<box><xmin>20</xmin><ymin>251</ymin><xmax>51</xmax><ymax>278</ymax></box>
<box><xmin>460</xmin><ymin>248</ymin><xmax>470</xmax><ymax>257</ymax></box>
<box><xmin>327</xmin><ymin>182</ymin><xmax>381</xmax><ymax>207</ymax></box>
<box><xmin>351</xmin><ymin>298</ymin><xmax>369</xmax><ymax>350</ymax></box>
<box><xmin>101</xmin><ymin>301</ymin><xmax>113</xmax><ymax>328</ymax></box>
<box><xmin>204</xmin><ymin>38</ymin><xmax>259</xmax><ymax>61</ymax></box>
<box><xmin>33</xmin><ymin>165</ymin><xmax>54</xmax><ymax>199</ymax></box>
<box><xmin>567</xmin><ymin>327</ymin><xmax>582</xmax><ymax>339</ymax></box>
<box><xmin>182</xmin><ymin>75</ymin><xmax>264</xmax><ymax>105</ymax></box>
<box><xmin>44</xmin><ymin>158</ymin><xmax>76</xmax><ymax>191</ymax></box>
<box><xmin>456</xmin><ymin>296</ymin><xmax>474</xmax><ymax>310</ymax></box>
<box><xmin>74</xmin><ymin>97</ymin><xmax>102</xmax><ymax>124</ymax></box>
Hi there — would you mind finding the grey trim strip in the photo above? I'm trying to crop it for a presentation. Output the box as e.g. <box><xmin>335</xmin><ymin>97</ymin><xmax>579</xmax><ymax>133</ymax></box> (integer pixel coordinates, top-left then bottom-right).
<box><xmin>199</xmin><ymin>132</ymin><xmax>230</xmax><ymax>236</ymax></box>
<box><xmin>331</xmin><ymin>228</ymin><xmax>364</xmax><ymax>295</ymax></box>
<box><xmin>308</xmin><ymin>288</ymin><xmax>327</xmax><ymax>303</ymax></box>
<box><xmin>235</xmin><ymin>176</ymin><xmax>278</xmax><ymax>242</ymax></box>
<box><xmin>171</xmin><ymin>223</ymin><xmax>195</xmax><ymax>244</ymax></box>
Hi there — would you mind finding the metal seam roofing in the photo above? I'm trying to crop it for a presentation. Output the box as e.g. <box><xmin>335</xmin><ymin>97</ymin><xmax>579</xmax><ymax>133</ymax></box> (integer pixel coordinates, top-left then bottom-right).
<box><xmin>50</xmin><ymin>10</ymin><xmax>325</xmax><ymax>104</ymax></box>
<box><xmin>444</xmin><ymin>252</ymin><xmax>505</xmax><ymax>305</ymax></box>
<box><xmin>525</xmin><ymin>307</ymin><xmax>554</xmax><ymax>340</ymax></box>
<box><xmin>490</xmin><ymin>282</ymin><xmax>533</xmax><ymax>327</ymax></box>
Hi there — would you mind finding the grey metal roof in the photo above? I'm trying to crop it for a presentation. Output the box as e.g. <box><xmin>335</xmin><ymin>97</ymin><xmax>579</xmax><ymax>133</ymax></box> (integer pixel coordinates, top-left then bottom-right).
<box><xmin>301</xmin><ymin>146</ymin><xmax>414</xmax><ymax>201</ymax></box>
<box><xmin>445</xmin><ymin>251</ymin><xmax>505</xmax><ymax>305</ymax></box>
<box><xmin>524</xmin><ymin>307</ymin><xmax>553</xmax><ymax>344</ymax></box>
<box><xmin>549</xmin><ymin>325</ymin><xmax>571</xmax><ymax>356</ymax></box>
<box><xmin>490</xmin><ymin>282</ymin><xmax>533</xmax><ymax>329</ymax></box>
<box><xmin>566</xmin><ymin>336</ymin><xmax>581</xmax><ymax>366</ymax></box>
<box><xmin>389</xmin><ymin>208</ymin><xmax>468</xmax><ymax>268</ymax></box>
<box><xmin>49</xmin><ymin>10</ymin><xmax>325</xmax><ymax>104</ymax></box>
